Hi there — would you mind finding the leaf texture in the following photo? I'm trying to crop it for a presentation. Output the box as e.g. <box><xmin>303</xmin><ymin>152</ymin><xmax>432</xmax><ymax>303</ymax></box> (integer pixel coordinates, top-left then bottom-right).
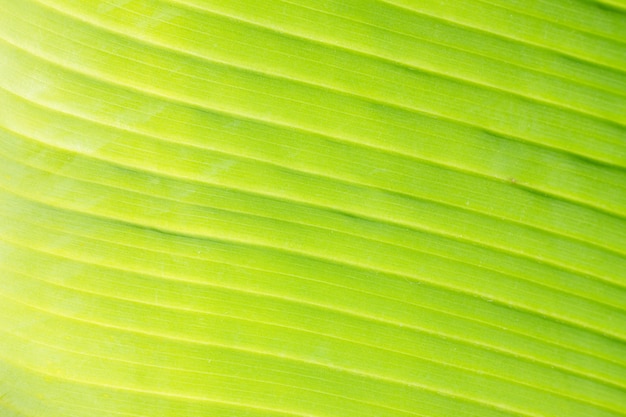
<box><xmin>1</xmin><ymin>1</ymin><xmax>625</xmax><ymax>416</ymax></box>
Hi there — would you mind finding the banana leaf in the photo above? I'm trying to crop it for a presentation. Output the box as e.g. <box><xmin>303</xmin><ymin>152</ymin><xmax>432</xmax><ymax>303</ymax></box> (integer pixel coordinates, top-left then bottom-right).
<box><xmin>1</xmin><ymin>0</ymin><xmax>625</xmax><ymax>416</ymax></box>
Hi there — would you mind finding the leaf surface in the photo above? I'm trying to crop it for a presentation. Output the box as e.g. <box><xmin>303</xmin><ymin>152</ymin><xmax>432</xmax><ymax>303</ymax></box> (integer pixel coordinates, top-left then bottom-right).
<box><xmin>1</xmin><ymin>0</ymin><xmax>625</xmax><ymax>416</ymax></box>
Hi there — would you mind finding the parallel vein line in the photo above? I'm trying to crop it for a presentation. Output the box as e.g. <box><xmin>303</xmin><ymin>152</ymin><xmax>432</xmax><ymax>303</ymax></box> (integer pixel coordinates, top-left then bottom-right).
<box><xmin>2</xmin><ymin>113</ymin><xmax>625</xmax><ymax>295</ymax></box>
<box><xmin>3</xmin><ymin>260</ymin><xmax>626</xmax><ymax>399</ymax></box>
<box><xmin>3</xmin><ymin>231</ymin><xmax>624</xmax><ymax>376</ymax></box>
<box><xmin>2</xmin><ymin>145</ymin><xmax>625</xmax><ymax>317</ymax></box>
<box><xmin>15</xmin><ymin>3</ymin><xmax>626</xmax><ymax>168</ymax></box>
<box><xmin>1</xmin><ymin>184</ymin><xmax>625</xmax><ymax>346</ymax></box>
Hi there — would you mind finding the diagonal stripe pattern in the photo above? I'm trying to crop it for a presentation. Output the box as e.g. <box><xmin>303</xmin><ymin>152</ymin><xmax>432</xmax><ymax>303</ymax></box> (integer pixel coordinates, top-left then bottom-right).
<box><xmin>1</xmin><ymin>1</ymin><xmax>625</xmax><ymax>416</ymax></box>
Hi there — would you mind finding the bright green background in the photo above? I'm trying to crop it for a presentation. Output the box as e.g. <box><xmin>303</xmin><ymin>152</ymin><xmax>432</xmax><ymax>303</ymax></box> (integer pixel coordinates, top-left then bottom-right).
<box><xmin>1</xmin><ymin>0</ymin><xmax>625</xmax><ymax>416</ymax></box>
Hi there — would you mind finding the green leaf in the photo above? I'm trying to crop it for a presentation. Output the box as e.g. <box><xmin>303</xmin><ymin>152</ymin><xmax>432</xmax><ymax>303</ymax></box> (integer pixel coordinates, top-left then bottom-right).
<box><xmin>1</xmin><ymin>0</ymin><xmax>625</xmax><ymax>416</ymax></box>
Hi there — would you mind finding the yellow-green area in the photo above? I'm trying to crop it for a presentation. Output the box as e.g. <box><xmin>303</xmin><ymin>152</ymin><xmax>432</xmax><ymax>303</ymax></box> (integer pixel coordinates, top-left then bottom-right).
<box><xmin>0</xmin><ymin>0</ymin><xmax>625</xmax><ymax>416</ymax></box>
